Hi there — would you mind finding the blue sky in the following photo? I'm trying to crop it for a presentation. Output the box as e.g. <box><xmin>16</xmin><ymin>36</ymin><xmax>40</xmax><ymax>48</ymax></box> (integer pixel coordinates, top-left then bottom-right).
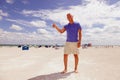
<box><xmin>0</xmin><ymin>0</ymin><xmax>120</xmax><ymax>45</ymax></box>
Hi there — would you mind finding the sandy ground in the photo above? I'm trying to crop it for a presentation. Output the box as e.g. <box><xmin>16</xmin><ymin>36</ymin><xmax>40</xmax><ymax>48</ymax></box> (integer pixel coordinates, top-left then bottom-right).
<box><xmin>0</xmin><ymin>46</ymin><xmax>120</xmax><ymax>80</ymax></box>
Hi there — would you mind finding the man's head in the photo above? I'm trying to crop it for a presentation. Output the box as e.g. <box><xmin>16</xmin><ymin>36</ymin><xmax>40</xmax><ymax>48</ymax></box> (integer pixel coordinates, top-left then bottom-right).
<box><xmin>67</xmin><ymin>13</ymin><xmax>74</xmax><ymax>23</ymax></box>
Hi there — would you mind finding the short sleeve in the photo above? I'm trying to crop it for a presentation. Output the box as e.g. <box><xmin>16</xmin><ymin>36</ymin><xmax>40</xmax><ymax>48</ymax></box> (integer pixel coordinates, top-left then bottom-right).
<box><xmin>64</xmin><ymin>25</ymin><xmax>67</xmax><ymax>29</ymax></box>
<box><xmin>77</xmin><ymin>23</ymin><xmax>82</xmax><ymax>30</ymax></box>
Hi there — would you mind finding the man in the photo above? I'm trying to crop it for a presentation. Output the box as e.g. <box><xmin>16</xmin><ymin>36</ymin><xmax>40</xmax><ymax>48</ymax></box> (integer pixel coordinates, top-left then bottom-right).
<box><xmin>52</xmin><ymin>13</ymin><xmax>82</xmax><ymax>73</ymax></box>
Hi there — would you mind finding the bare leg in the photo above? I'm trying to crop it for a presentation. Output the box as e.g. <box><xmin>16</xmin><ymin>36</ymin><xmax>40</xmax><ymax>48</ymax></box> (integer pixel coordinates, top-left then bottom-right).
<box><xmin>61</xmin><ymin>54</ymin><xmax>68</xmax><ymax>74</ymax></box>
<box><xmin>74</xmin><ymin>54</ymin><xmax>79</xmax><ymax>73</ymax></box>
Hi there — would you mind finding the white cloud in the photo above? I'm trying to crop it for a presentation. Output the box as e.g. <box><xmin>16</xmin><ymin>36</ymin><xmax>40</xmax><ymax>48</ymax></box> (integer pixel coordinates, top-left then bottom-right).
<box><xmin>6</xmin><ymin>19</ymin><xmax>47</xmax><ymax>28</ymax></box>
<box><xmin>21</xmin><ymin>9</ymin><xmax>68</xmax><ymax>25</ymax></box>
<box><xmin>6</xmin><ymin>0</ymin><xmax>14</xmax><ymax>4</ymax></box>
<box><xmin>37</xmin><ymin>29</ymin><xmax>49</xmax><ymax>34</ymax></box>
<box><xmin>22</xmin><ymin>0</ymin><xmax>29</xmax><ymax>4</ymax></box>
<box><xmin>0</xmin><ymin>29</ymin><xmax>63</xmax><ymax>45</ymax></box>
<box><xmin>6</xmin><ymin>19</ymin><xmax>32</xmax><ymax>27</ymax></box>
<box><xmin>10</xmin><ymin>24</ymin><xmax>23</xmax><ymax>31</ymax></box>
<box><xmin>0</xmin><ymin>16</ymin><xmax>2</xmax><ymax>20</ymax></box>
<box><xmin>0</xmin><ymin>10</ymin><xmax>8</xmax><ymax>20</ymax></box>
<box><xmin>30</xmin><ymin>20</ymin><xmax>47</xmax><ymax>27</ymax></box>
<box><xmin>0</xmin><ymin>28</ymin><xmax>4</xmax><ymax>33</ymax></box>
<box><xmin>22</xmin><ymin>9</ymin><xmax>48</xmax><ymax>17</ymax></box>
<box><xmin>0</xmin><ymin>10</ymin><xmax>8</xmax><ymax>16</ymax></box>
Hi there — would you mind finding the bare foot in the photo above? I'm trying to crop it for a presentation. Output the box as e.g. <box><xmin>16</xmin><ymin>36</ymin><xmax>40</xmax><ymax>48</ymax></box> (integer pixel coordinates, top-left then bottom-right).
<box><xmin>61</xmin><ymin>70</ymin><xmax>67</xmax><ymax>74</ymax></box>
<box><xmin>74</xmin><ymin>70</ymin><xmax>78</xmax><ymax>73</ymax></box>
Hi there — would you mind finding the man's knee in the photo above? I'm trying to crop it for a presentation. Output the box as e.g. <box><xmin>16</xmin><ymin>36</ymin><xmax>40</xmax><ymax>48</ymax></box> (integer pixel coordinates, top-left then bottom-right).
<box><xmin>64</xmin><ymin>54</ymin><xmax>68</xmax><ymax>57</ymax></box>
<box><xmin>74</xmin><ymin>54</ymin><xmax>78</xmax><ymax>57</ymax></box>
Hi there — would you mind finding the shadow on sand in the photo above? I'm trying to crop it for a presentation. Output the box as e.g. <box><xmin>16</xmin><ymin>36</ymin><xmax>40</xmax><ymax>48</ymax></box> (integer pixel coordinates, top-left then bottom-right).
<box><xmin>28</xmin><ymin>71</ymin><xmax>73</xmax><ymax>80</ymax></box>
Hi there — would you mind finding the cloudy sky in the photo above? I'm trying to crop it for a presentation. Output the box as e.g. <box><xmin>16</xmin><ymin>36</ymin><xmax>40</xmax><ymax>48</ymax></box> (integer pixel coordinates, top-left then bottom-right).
<box><xmin>0</xmin><ymin>0</ymin><xmax>120</xmax><ymax>45</ymax></box>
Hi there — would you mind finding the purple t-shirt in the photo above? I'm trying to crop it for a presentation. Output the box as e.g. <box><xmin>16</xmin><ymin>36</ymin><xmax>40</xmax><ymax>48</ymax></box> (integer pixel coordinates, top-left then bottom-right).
<box><xmin>64</xmin><ymin>22</ymin><xmax>82</xmax><ymax>42</ymax></box>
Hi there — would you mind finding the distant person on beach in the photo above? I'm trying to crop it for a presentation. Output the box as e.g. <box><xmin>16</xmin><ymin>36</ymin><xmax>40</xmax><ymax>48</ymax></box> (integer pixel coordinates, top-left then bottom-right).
<box><xmin>52</xmin><ymin>13</ymin><xmax>82</xmax><ymax>73</ymax></box>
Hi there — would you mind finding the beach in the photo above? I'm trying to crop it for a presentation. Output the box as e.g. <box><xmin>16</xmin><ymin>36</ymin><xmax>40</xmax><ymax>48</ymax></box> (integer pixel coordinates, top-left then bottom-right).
<box><xmin>0</xmin><ymin>46</ymin><xmax>120</xmax><ymax>80</ymax></box>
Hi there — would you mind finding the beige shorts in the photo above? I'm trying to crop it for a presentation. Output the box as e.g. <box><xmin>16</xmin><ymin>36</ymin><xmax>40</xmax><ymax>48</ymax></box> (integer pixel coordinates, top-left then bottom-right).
<box><xmin>64</xmin><ymin>42</ymin><xmax>79</xmax><ymax>54</ymax></box>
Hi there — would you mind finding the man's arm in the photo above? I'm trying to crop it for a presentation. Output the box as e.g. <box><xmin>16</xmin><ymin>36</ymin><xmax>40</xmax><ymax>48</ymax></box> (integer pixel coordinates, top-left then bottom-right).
<box><xmin>78</xmin><ymin>29</ymin><xmax>82</xmax><ymax>48</ymax></box>
<box><xmin>52</xmin><ymin>23</ymin><xmax>66</xmax><ymax>33</ymax></box>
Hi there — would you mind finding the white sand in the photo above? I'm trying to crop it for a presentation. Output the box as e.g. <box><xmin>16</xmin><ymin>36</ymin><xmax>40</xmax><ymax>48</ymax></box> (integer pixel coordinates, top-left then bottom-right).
<box><xmin>0</xmin><ymin>46</ymin><xmax>120</xmax><ymax>80</ymax></box>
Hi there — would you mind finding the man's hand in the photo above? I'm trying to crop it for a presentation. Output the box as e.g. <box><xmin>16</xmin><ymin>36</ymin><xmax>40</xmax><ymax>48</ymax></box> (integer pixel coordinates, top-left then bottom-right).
<box><xmin>52</xmin><ymin>23</ymin><xmax>65</xmax><ymax>33</ymax></box>
<box><xmin>77</xmin><ymin>42</ymin><xmax>81</xmax><ymax>48</ymax></box>
<box><xmin>52</xmin><ymin>23</ymin><xmax>57</xmax><ymax>28</ymax></box>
